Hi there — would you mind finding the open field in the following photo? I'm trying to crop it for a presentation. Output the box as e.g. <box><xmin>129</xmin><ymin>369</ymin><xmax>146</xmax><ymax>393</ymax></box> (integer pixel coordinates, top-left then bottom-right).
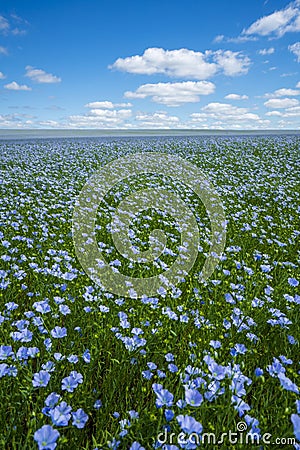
<box><xmin>0</xmin><ymin>135</ymin><xmax>299</xmax><ymax>449</ymax></box>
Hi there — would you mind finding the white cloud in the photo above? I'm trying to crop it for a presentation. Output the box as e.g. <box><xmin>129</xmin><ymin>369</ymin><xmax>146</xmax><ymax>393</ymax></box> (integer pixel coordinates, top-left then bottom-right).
<box><xmin>243</xmin><ymin>2</ymin><xmax>300</xmax><ymax>37</ymax></box>
<box><xmin>110</xmin><ymin>48</ymin><xmax>217</xmax><ymax>79</ymax></box>
<box><xmin>0</xmin><ymin>71</ymin><xmax>5</xmax><ymax>79</ymax></box>
<box><xmin>296</xmin><ymin>81</ymin><xmax>300</xmax><ymax>87</ymax></box>
<box><xmin>85</xmin><ymin>101</ymin><xmax>114</xmax><ymax>109</ymax></box>
<box><xmin>4</xmin><ymin>81</ymin><xmax>32</xmax><ymax>91</ymax></box>
<box><xmin>214</xmin><ymin>35</ymin><xmax>224</xmax><ymax>43</ymax></box>
<box><xmin>280</xmin><ymin>72</ymin><xmax>298</xmax><ymax>77</ymax></box>
<box><xmin>224</xmin><ymin>93</ymin><xmax>248</xmax><ymax>100</ymax></box>
<box><xmin>281</xmin><ymin>105</ymin><xmax>300</xmax><ymax>116</ymax></box>
<box><xmin>264</xmin><ymin>88</ymin><xmax>300</xmax><ymax>98</ymax></box>
<box><xmin>11</xmin><ymin>28</ymin><xmax>27</xmax><ymax>36</ymax></box>
<box><xmin>192</xmin><ymin>103</ymin><xmax>261</xmax><ymax>121</ymax></box>
<box><xmin>88</xmin><ymin>108</ymin><xmax>131</xmax><ymax>119</ymax></box>
<box><xmin>0</xmin><ymin>15</ymin><xmax>9</xmax><ymax>33</ymax></box>
<box><xmin>116</xmin><ymin>102</ymin><xmax>132</xmax><ymax>107</ymax></box>
<box><xmin>258</xmin><ymin>48</ymin><xmax>275</xmax><ymax>55</ymax></box>
<box><xmin>212</xmin><ymin>50</ymin><xmax>250</xmax><ymax>76</ymax></box>
<box><xmin>66</xmin><ymin>107</ymin><xmax>132</xmax><ymax>128</ymax></box>
<box><xmin>135</xmin><ymin>111</ymin><xmax>181</xmax><ymax>128</ymax></box>
<box><xmin>125</xmin><ymin>81</ymin><xmax>215</xmax><ymax>106</ymax></box>
<box><xmin>0</xmin><ymin>14</ymin><xmax>28</xmax><ymax>36</ymax></box>
<box><xmin>265</xmin><ymin>111</ymin><xmax>283</xmax><ymax>117</ymax></box>
<box><xmin>266</xmin><ymin>105</ymin><xmax>300</xmax><ymax>117</ymax></box>
<box><xmin>189</xmin><ymin>103</ymin><xmax>270</xmax><ymax>129</ymax></box>
<box><xmin>277</xmin><ymin>118</ymin><xmax>300</xmax><ymax>127</ymax></box>
<box><xmin>0</xmin><ymin>113</ymin><xmax>33</xmax><ymax>128</ymax></box>
<box><xmin>85</xmin><ymin>101</ymin><xmax>132</xmax><ymax>109</ymax></box>
<box><xmin>40</xmin><ymin>111</ymin><xmax>182</xmax><ymax>129</ymax></box>
<box><xmin>0</xmin><ymin>46</ymin><xmax>8</xmax><ymax>55</ymax></box>
<box><xmin>289</xmin><ymin>42</ymin><xmax>300</xmax><ymax>61</ymax></box>
<box><xmin>264</xmin><ymin>97</ymin><xmax>299</xmax><ymax>108</ymax></box>
<box><xmin>215</xmin><ymin>35</ymin><xmax>257</xmax><ymax>44</ymax></box>
<box><xmin>38</xmin><ymin>120</ymin><xmax>65</xmax><ymax>128</ymax></box>
<box><xmin>25</xmin><ymin>66</ymin><xmax>61</xmax><ymax>83</ymax></box>
<box><xmin>110</xmin><ymin>47</ymin><xmax>250</xmax><ymax>79</ymax></box>
<box><xmin>274</xmin><ymin>88</ymin><xmax>300</xmax><ymax>96</ymax></box>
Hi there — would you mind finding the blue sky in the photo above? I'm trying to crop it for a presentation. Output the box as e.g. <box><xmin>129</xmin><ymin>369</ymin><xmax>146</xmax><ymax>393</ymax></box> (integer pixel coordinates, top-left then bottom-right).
<box><xmin>0</xmin><ymin>0</ymin><xmax>300</xmax><ymax>129</ymax></box>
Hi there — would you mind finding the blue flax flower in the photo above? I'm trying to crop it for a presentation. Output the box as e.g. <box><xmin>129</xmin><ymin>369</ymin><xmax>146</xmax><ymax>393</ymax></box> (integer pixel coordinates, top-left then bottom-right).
<box><xmin>0</xmin><ymin>345</ymin><xmax>13</xmax><ymax>360</ymax></box>
<box><xmin>42</xmin><ymin>392</ymin><xmax>61</xmax><ymax>416</ymax></box>
<box><xmin>0</xmin><ymin>363</ymin><xmax>8</xmax><ymax>377</ymax></box>
<box><xmin>49</xmin><ymin>401</ymin><xmax>72</xmax><ymax>427</ymax></box>
<box><xmin>61</xmin><ymin>370</ymin><xmax>83</xmax><ymax>392</ymax></box>
<box><xmin>94</xmin><ymin>399</ymin><xmax>102</xmax><ymax>409</ymax></box>
<box><xmin>291</xmin><ymin>414</ymin><xmax>300</xmax><ymax>441</ymax></box>
<box><xmin>34</xmin><ymin>425</ymin><xmax>60</xmax><ymax>450</ymax></box>
<box><xmin>278</xmin><ymin>373</ymin><xmax>299</xmax><ymax>394</ymax></box>
<box><xmin>176</xmin><ymin>414</ymin><xmax>203</xmax><ymax>434</ymax></box>
<box><xmin>288</xmin><ymin>277</ymin><xmax>299</xmax><ymax>287</ymax></box>
<box><xmin>232</xmin><ymin>395</ymin><xmax>251</xmax><ymax>417</ymax></box>
<box><xmin>185</xmin><ymin>389</ymin><xmax>203</xmax><ymax>407</ymax></box>
<box><xmin>32</xmin><ymin>371</ymin><xmax>50</xmax><ymax>388</ymax></box>
<box><xmin>254</xmin><ymin>368</ymin><xmax>264</xmax><ymax>377</ymax></box>
<box><xmin>165</xmin><ymin>409</ymin><xmax>174</xmax><ymax>421</ymax></box>
<box><xmin>129</xmin><ymin>442</ymin><xmax>145</xmax><ymax>450</ymax></box>
<box><xmin>155</xmin><ymin>388</ymin><xmax>174</xmax><ymax>408</ymax></box>
<box><xmin>72</xmin><ymin>408</ymin><xmax>88</xmax><ymax>428</ymax></box>
<box><xmin>51</xmin><ymin>326</ymin><xmax>67</xmax><ymax>338</ymax></box>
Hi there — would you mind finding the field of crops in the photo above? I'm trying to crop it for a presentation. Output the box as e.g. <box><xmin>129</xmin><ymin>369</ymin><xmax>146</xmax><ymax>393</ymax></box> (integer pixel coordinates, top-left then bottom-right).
<box><xmin>0</xmin><ymin>135</ymin><xmax>299</xmax><ymax>449</ymax></box>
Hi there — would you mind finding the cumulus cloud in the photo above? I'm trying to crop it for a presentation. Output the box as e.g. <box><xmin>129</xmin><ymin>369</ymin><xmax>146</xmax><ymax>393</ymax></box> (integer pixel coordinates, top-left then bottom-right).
<box><xmin>264</xmin><ymin>97</ymin><xmax>299</xmax><ymax>108</ymax></box>
<box><xmin>273</xmin><ymin>87</ymin><xmax>300</xmax><ymax>96</ymax></box>
<box><xmin>84</xmin><ymin>101</ymin><xmax>132</xmax><ymax>109</ymax></box>
<box><xmin>87</xmin><ymin>108</ymin><xmax>131</xmax><ymax>118</ymax></box>
<box><xmin>110</xmin><ymin>47</ymin><xmax>250</xmax><ymax>79</ymax></box>
<box><xmin>219</xmin><ymin>2</ymin><xmax>300</xmax><ymax>42</ymax></box>
<box><xmin>0</xmin><ymin>71</ymin><xmax>5</xmax><ymax>79</ymax></box>
<box><xmin>85</xmin><ymin>101</ymin><xmax>114</xmax><ymax>109</ymax></box>
<box><xmin>191</xmin><ymin>103</ymin><xmax>261</xmax><ymax>121</ymax></box>
<box><xmin>265</xmin><ymin>111</ymin><xmax>283</xmax><ymax>117</ymax></box>
<box><xmin>224</xmin><ymin>94</ymin><xmax>248</xmax><ymax>100</ymax></box>
<box><xmin>189</xmin><ymin>103</ymin><xmax>270</xmax><ymax>129</ymax></box>
<box><xmin>124</xmin><ymin>81</ymin><xmax>215</xmax><ymax>106</ymax></box>
<box><xmin>41</xmin><ymin>111</ymin><xmax>182</xmax><ymax>129</ymax></box>
<box><xmin>4</xmin><ymin>81</ymin><xmax>32</xmax><ymax>91</ymax></box>
<box><xmin>25</xmin><ymin>66</ymin><xmax>61</xmax><ymax>83</ymax></box>
<box><xmin>289</xmin><ymin>42</ymin><xmax>300</xmax><ymax>61</ymax></box>
<box><xmin>264</xmin><ymin>88</ymin><xmax>300</xmax><ymax>98</ymax></box>
<box><xmin>38</xmin><ymin>120</ymin><xmax>64</xmax><ymax>128</ymax></box>
<box><xmin>266</xmin><ymin>105</ymin><xmax>300</xmax><ymax>117</ymax></box>
<box><xmin>110</xmin><ymin>48</ymin><xmax>217</xmax><ymax>78</ymax></box>
<box><xmin>0</xmin><ymin>113</ymin><xmax>35</xmax><ymax>128</ymax></box>
<box><xmin>280</xmin><ymin>105</ymin><xmax>300</xmax><ymax>116</ymax></box>
<box><xmin>65</xmin><ymin>107</ymin><xmax>132</xmax><ymax>128</ymax></box>
<box><xmin>258</xmin><ymin>48</ymin><xmax>275</xmax><ymax>55</ymax></box>
<box><xmin>242</xmin><ymin>2</ymin><xmax>300</xmax><ymax>37</ymax></box>
<box><xmin>212</xmin><ymin>50</ymin><xmax>250</xmax><ymax>76</ymax></box>
<box><xmin>135</xmin><ymin>111</ymin><xmax>181</xmax><ymax>128</ymax></box>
